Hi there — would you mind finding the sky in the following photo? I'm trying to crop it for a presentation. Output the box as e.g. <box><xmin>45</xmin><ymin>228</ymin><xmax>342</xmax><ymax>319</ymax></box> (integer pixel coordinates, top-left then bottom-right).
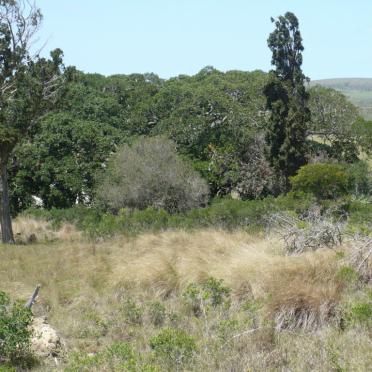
<box><xmin>36</xmin><ymin>0</ymin><xmax>372</xmax><ymax>80</ymax></box>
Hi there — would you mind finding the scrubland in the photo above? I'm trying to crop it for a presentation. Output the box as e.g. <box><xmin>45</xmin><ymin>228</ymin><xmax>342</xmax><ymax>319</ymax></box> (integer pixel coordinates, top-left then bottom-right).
<box><xmin>1</xmin><ymin>216</ymin><xmax>371</xmax><ymax>371</ymax></box>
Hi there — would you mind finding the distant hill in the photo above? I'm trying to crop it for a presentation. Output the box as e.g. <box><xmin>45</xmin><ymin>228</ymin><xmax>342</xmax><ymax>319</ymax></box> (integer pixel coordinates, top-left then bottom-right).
<box><xmin>311</xmin><ymin>78</ymin><xmax>372</xmax><ymax>119</ymax></box>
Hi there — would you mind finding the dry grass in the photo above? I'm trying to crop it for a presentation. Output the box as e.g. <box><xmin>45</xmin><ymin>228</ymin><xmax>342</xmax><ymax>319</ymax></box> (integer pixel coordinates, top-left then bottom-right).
<box><xmin>0</xmin><ymin>223</ymin><xmax>370</xmax><ymax>370</ymax></box>
<box><xmin>12</xmin><ymin>216</ymin><xmax>82</xmax><ymax>244</ymax></box>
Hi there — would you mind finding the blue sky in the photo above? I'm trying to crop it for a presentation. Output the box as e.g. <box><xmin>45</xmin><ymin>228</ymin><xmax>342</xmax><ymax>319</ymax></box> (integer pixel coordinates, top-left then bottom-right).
<box><xmin>36</xmin><ymin>0</ymin><xmax>372</xmax><ymax>80</ymax></box>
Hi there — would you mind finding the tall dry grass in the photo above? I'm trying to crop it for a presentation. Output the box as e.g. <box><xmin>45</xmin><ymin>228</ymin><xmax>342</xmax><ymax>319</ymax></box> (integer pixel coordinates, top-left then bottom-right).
<box><xmin>0</xmin><ymin>223</ymin><xmax>370</xmax><ymax>370</ymax></box>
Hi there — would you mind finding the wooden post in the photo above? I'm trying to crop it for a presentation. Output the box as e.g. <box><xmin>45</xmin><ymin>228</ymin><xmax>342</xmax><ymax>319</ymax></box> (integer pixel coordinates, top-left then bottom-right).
<box><xmin>25</xmin><ymin>284</ymin><xmax>41</xmax><ymax>309</ymax></box>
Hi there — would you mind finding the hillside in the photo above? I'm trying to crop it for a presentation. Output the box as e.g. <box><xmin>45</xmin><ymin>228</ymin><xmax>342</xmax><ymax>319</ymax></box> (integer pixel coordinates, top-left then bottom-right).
<box><xmin>312</xmin><ymin>78</ymin><xmax>372</xmax><ymax>119</ymax></box>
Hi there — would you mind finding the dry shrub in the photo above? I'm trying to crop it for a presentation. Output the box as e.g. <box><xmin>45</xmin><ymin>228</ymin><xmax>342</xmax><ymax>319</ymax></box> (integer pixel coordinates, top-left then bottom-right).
<box><xmin>96</xmin><ymin>136</ymin><xmax>210</xmax><ymax>214</ymax></box>
<box><xmin>268</xmin><ymin>210</ymin><xmax>344</xmax><ymax>254</ymax></box>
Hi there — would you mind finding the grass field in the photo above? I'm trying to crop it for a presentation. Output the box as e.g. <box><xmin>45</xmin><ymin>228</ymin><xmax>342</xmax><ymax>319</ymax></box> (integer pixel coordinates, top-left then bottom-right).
<box><xmin>1</xmin><ymin>217</ymin><xmax>371</xmax><ymax>371</ymax></box>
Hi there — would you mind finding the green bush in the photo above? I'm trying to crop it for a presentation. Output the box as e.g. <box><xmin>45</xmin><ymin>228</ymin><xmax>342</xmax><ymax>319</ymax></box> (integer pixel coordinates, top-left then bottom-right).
<box><xmin>343</xmin><ymin>294</ymin><xmax>372</xmax><ymax>328</ymax></box>
<box><xmin>290</xmin><ymin>163</ymin><xmax>350</xmax><ymax>199</ymax></box>
<box><xmin>95</xmin><ymin>137</ymin><xmax>210</xmax><ymax>214</ymax></box>
<box><xmin>121</xmin><ymin>299</ymin><xmax>143</xmax><ymax>325</ymax></box>
<box><xmin>347</xmin><ymin>201</ymin><xmax>372</xmax><ymax>235</ymax></box>
<box><xmin>65</xmin><ymin>342</ymin><xmax>139</xmax><ymax>371</ymax></box>
<box><xmin>0</xmin><ymin>292</ymin><xmax>34</xmax><ymax>367</ymax></box>
<box><xmin>22</xmin><ymin>192</ymin><xmax>316</xmax><ymax>239</ymax></box>
<box><xmin>149</xmin><ymin>328</ymin><xmax>196</xmax><ymax>370</ymax></box>
<box><xmin>183</xmin><ymin>277</ymin><xmax>230</xmax><ymax>316</ymax></box>
<box><xmin>148</xmin><ymin>301</ymin><xmax>167</xmax><ymax>327</ymax></box>
<box><xmin>345</xmin><ymin>161</ymin><xmax>372</xmax><ymax>196</ymax></box>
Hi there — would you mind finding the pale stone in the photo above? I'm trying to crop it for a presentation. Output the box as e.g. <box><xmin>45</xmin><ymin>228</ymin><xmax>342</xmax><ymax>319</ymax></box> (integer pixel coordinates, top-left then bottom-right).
<box><xmin>30</xmin><ymin>317</ymin><xmax>61</xmax><ymax>357</ymax></box>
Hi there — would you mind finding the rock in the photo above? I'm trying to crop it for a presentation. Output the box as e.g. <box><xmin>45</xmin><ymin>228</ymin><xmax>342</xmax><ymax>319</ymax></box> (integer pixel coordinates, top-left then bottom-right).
<box><xmin>31</xmin><ymin>317</ymin><xmax>61</xmax><ymax>357</ymax></box>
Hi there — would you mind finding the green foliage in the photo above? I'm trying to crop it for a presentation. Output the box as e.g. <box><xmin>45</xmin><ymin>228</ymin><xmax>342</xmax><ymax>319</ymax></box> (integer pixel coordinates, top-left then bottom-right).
<box><xmin>345</xmin><ymin>161</ymin><xmax>372</xmax><ymax>196</ymax></box>
<box><xmin>0</xmin><ymin>292</ymin><xmax>34</xmax><ymax>367</ymax></box>
<box><xmin>347</xmin><ymin>302</ymin><xmax>372</xmax><ymax>325</ymax></box>
<box><xmin>183</xmin><ymin>277</ymin><xmax>230</xmax><ymax>316</ymax></box>
<box><xmin>96</xmin><ymin>137</ymin><xmax>210</xmax><ymax>214</ymax></box>
<box><xmin>264</xmin><ymin>12</ymin><xmax>310</xmax><ymax>181</ymax></box>
<box><xmin>336</xmin><ymin>266</ymin><xmax>359</xmax><ymax>285</ymax></box>
<box><xmin>148</xmin><ymin>302</ymin><xmax>167</xmax><ymax>327</ymax></box>
<box><xmin>121</xmin><ymin>299</ymin><xmax>143</xmax><ymax>325</ymax></box>
<box><xmin>149</xmin><ymin>328</ymin><xmax>196</xmax><ymax>369</ymax></box>
<box><xmin>217</xmin><ymin>319</ymin><xmax>240</xmax><ymax>343</ymax></box>
<box><xmin>11</xmin><ymin>68</ymin><xmax>270</xmax><ymax>210</ymax></box>
<box><xmin>65</xmin><ymin>342</ymin><xmax>141</xmax><ymax>372</ymax></box>
<box><xmin>22</xmin><ymin>192</ymin><xmax>316</xmax><ymax>239</ymax></box>
<box><xmin>290</xmin><ymin>163</ymin><xmax>350</xmax><ymax>199</ymax></box>
<box><xmin>347</xmin><ymin>201</ymin><xmax>372</xmax><ymax>235</ymax></box>
<box><xmin>343</xmin><ymin>291</ymin><xmax>372</xmax><ymax>328</ymax></box>
<box><xmin>0</xmin><ymin>1</ymin><xmax>66</xmax><ymax>243</ymax></box>
<box><xmin>11</xmin><ymin>112</ymin><xmax>119</xmax><ymax>210</ymax></box>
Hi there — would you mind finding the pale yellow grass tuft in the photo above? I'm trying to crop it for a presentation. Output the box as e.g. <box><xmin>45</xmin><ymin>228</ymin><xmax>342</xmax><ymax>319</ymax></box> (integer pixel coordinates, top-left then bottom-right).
<box><xmin>108</xmin><ymin>229</ymin><xmax>343</xmax><ymax>329</ymax></box>
<box><xmin>12</xmin><ymin>216</ymin><xmax>82</xmax><ymax>243</ymax></box>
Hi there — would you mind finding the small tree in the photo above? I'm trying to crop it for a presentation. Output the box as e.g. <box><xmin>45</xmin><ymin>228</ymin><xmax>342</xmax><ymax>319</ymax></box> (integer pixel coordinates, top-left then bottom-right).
<box><xmin>0</xmin><ymin>1</ymin><xmax>64</xmax><ymax>243</ymax></box>
<box><xmin>96</xmin><ymin>137</ymin><xmax>209</xmax><ymax>214</ymax></box>
<box><xmin>290</xmin><ymin>163</ymin><xmax>350</xmax><ymax>199</ymax></box>
<box><xmin>264</xmin><ymin>12</ymin><xmax>310</xmax><ymax>185</ymax></box>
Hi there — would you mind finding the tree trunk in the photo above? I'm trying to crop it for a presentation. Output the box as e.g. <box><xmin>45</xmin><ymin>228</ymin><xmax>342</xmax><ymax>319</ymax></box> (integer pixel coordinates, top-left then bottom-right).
<box><xmin>0</xmin><ymin>159</ymin><xmax>15</xmax><ymax>244</ymax></box>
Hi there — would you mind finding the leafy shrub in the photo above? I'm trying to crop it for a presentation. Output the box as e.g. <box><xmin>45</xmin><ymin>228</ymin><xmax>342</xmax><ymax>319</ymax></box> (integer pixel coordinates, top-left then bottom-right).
<box><xmin>347</xmin><ymin>302</ymin><xmax>372</xmax><ymax>325</ymax></box>
<box><xmin>290</xmin><ymin>163</ymin><xmax>350</xmax><ymax>199</ymax></box>
<box><xmin>347</xmin><ymin>201</ymin><xmax>372</xmax><ymax>235</ymax></box>
<box><xmin>0</xmin><ymin>292</ymin><xmax>33</xmax><ymax>367</ymax></box>
<box><xmin>121</xmin><ymin>299</ymin><xmax>143</xmax><ymax>325</ymax></box>
<box><xmin>345</xmin><ymin>161</ymin><xmax>372</xmax><ymax>196</ymax></box>
<box><xmin>22</xmin><ymin>192</ymin><xmax>316</xmax><ymax>239</ymax></box>
<box><xmin>217</xmin><ymin>319</ymin><xmax>240</xmax><ymax>343</ymax></box>
<box><xmin>148</xmin><ymin>301</ymin><xmax>166</xmax><ymax>327</ymax></box>
<box><xmin>342</xmin><ymin>290</ymin><xmax>372</xmax><ymax>328</ymax></box>
<box><xmin>65</xmin><ymin>342</ymin><xmax>139</xmax><ymax>371</ymax></box>
<box><xmin>96</xmin><ymin>137</ymin><xmax>209</xmax><ymax>214</ymax></box>
<box><xmin>183</xmin><ymin>277</ymin><xmax>230</xmax><ymax>316</ymax></box>
<box><xmin>149</xmin><ymin>328</ymin><xmax>196</xmax><ymax>369</ymax></box>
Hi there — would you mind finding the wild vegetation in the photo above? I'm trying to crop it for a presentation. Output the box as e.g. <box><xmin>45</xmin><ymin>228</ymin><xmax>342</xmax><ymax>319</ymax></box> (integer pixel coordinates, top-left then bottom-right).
<box><xmin>0</xmin><ymin>3</ymin><xmax>371</xmax><ymax>371</ymax></box>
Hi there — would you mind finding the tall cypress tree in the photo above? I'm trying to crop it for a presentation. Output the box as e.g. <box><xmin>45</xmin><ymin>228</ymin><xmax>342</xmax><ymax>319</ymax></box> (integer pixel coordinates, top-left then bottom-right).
<box><xmin>264</xmin><ymin>12</ymin><xmax>310</xmax><ymax>184</ymax></box>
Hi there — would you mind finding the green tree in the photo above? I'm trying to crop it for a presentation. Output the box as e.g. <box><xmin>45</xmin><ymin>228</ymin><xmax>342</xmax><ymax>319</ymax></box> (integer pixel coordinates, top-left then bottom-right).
<box><xmin>10</xmin><ymin>113</ymin><xmax>119</xmax><ymax>210</ymax></box>
<box><xmin>0</xmin><ymin>1</ymin><xmax>64</xmax><ymax>243</ymax></box>
<box><xmin>264</xmin><ymin>12</ymin><xmax>310</xmax><ymax>184</ymax></box>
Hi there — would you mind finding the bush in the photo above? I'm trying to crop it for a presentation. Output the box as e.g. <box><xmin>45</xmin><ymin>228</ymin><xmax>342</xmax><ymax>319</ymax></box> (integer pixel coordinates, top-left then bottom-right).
<box><xmin>149</xmin><ymin>328</ymin><xmax>196</xmax><ymax>370</ymax></box>
<box><xmin>290</xmin><ymin>163</ymin><xmax>350</xmax><ymax>199</ymax></box>
<box><xmin>22</xmin><ymin>192</ymin><xmax>316</xmax><ymax>239</ymax></box>
<box><xmin>183</xmin><ymin>277</ymin><xmax>231</xmax><ymax>316</ymax></box>
<box><xmin>345</xmin><ymin>161</ymin><xmax>372</xmax><ymax>196</ymax></box>
<box><xmin>148</xmin><ymin>301</ymin><xmax>167</xmax><ymax>327</ymax></box>
<box><xmin>65</xmin><ymin>342</ymin><xmax>139</xmax><ymax>371</ymax></box>
<box><xmin>96</xmin><ymin>137</ymin><xmax>209</xmax><ymax>214</ymax></box>
<box><xmin>0</xmin><ymin>292</ymin><xmax>34</xmax><ymax>367</ymax></box>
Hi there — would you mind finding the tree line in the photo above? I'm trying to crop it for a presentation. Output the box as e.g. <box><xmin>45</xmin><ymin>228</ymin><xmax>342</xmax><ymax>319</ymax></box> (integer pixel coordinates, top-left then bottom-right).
<box><xmin>1</xmin><ymin>3</ymin><xmax>371</xmax><ymax>243</ymax></box>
